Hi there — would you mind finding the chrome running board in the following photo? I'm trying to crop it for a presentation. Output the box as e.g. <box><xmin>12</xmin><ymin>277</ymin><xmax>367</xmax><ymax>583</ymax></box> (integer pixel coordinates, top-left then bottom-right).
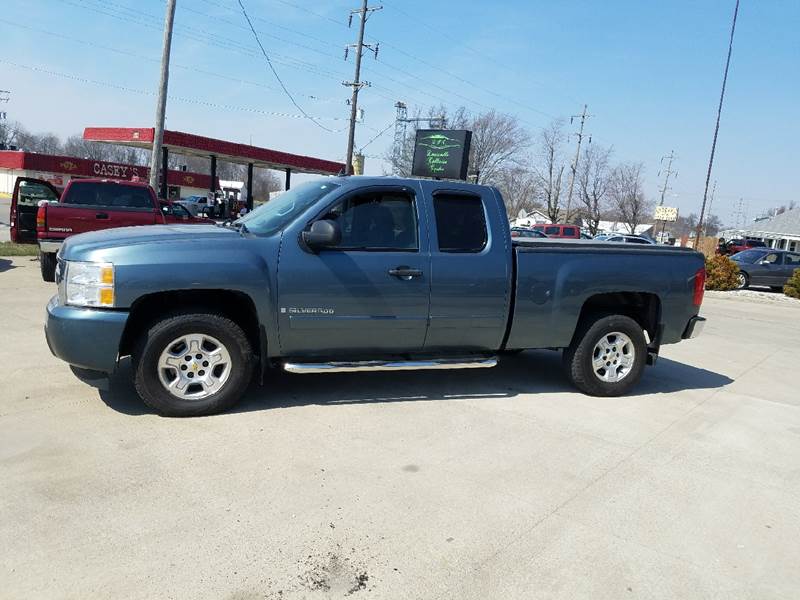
<box><xmin>283</xmin><ymin>356</ymin><xmax>498</xmax><ymax>374</ymax></box>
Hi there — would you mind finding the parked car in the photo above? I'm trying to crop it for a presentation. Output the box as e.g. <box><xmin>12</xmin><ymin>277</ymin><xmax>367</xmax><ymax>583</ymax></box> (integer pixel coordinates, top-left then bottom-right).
<box><xmin>533</xmin><ymin>223</ymin><xmax>581</xmax><ymax>238</ymax></box>
<box><xmin>601</xmin><ymin>234</ymin><xmax>656</xmax><ymax>244</ymax></box>
<box><xmin>716</xmin><ymin>238</ymin><xmax>767</xmax><ymax>256</ymax></box>
<box><xmin>9</xmin><ymin>177</ymin><xmax>211</xmax><ymax>282</ymax></box>
<box><xmin>45</xmin><ymin>176</ymin><xmax>706</xmax><ymax>417</ymax></box>
<box><xmin>177</xmin><ymin>195</ymin><xmax>214</xmax><ymax>217</ymax></box>
<box><xmin>510</xmin><ymin>227</ymin><xmax>548</xmax><ymax>239</ymax></box>
<box><xmin>730</xmin><ymin>248</ymin><xmax>800</xmax><ymax>290</ymax></box>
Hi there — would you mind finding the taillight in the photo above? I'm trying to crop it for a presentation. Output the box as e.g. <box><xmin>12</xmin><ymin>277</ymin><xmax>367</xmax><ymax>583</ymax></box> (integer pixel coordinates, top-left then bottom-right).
<box><xmin>36</xmin><ymin>204</ymin><xmax>47</xmax><ymax>235</ymax></box>
<box><xmin>693</xmin><ymin>267</ymin><xmax>706</xmax><ymax>306</ymax></box>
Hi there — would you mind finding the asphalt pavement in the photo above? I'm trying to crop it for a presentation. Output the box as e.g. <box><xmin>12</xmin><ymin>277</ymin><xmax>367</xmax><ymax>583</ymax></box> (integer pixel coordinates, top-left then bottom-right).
<box><xmin>1</xmin><ymin>256</ymin><xmax>798</xmax><ymax>599</ymax></box>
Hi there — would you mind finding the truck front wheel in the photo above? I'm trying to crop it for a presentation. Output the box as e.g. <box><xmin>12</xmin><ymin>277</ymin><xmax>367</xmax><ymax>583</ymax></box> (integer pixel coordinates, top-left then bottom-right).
<box><xmin>40</xmin><ymin>251</ymin><xmax>57</xmax><ymax>282</ymax></box>
<box><xmin>133</xmin><ymin>312</ymin><xmax>254</xmax><ymax>417</ymax></box>
<box><xmin>563</xmin><ymin>314</ymin><xmax>647</xmax><ymax>397</ymax></box>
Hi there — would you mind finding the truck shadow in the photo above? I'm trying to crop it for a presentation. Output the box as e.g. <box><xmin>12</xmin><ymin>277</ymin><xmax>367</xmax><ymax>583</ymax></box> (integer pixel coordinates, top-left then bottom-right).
<box><xmin>99</xmin><ymin>350</ymin><xmax>734</xmax><ymax>416</ymax></box>
<box><xmin>0</xmin><ymin>258</ymin><xmax>17</xmax><ymax>273</ymax></box>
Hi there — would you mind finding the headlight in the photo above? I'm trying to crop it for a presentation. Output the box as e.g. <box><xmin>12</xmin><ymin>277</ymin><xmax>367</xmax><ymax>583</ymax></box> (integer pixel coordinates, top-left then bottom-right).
<box><xmin>64</xmin><ymin>261</ymin><xmax>115</xmax><ymax>308</ymax></box>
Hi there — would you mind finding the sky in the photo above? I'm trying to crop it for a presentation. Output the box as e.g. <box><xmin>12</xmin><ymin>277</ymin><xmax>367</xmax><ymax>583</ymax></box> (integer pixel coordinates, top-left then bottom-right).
<box><xmin>1</xmin><ymin>0</ymin><xmax>798</xmax><ymax>224</ymax></box>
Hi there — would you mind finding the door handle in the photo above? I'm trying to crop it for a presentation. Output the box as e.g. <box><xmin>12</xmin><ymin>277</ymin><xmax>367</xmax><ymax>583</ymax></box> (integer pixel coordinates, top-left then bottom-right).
<box><xmin>388</xmin><ymin>266</ymin><xmax>422</xmax><ymax>280</ymax></box>
<box><xmin>95</xmin><ymin>212</ymin><xmax>109</xmax><ymax>219</ymax></box>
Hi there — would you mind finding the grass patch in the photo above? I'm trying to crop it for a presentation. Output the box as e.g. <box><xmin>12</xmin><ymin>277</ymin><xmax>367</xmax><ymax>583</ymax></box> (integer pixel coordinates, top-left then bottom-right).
<box><xmin>0</xmin><ymin>242</ymin><xmax>40</xmax><ymax>256</ymax></box>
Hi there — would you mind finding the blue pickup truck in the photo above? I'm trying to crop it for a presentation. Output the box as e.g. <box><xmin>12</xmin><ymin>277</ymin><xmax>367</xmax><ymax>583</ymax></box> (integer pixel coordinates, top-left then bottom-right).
<box><xmin>45</xmin><ymin>176</ymin><xmax>706</xmax><ymax>416</ymax></box>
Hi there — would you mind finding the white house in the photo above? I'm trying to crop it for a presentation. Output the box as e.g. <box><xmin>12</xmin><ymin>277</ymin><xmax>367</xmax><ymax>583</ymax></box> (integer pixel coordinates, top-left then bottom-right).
<box><xmin>593</xmin><ymin>219</ymin><xmax>655</xmax><ymax>237</ymax></box>
<box><xmin>510</xmin><ymin>209</ymin><xmax>551</xmax><ymax>228</ymax></box>
<box><xmin>721</xmin><ymin>207</ymin><xmax>800</xmax><ymax>252</ymax></box>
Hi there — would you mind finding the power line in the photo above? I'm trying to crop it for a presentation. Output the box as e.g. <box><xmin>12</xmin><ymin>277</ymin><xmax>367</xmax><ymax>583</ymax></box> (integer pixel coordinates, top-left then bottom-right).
<box><xmin>181</xmin><ymin>0</ymin><xmax>556</xmax><ymax>124</ymax></box>
<box><xmin>379</xmin><ymin>0</ymin><xmax>581</xmax><ymax>107</ymax></box>
<box><xmin>236</xmin><ymin>0</ymin><xmax>336</xmax><ymax>132</ymax></box>
<box><xmin>0</xmin><ymin>59</ymin><xmax>352</xmax><ymax>130</ymax></box>
<box><xmin>0</xmin><ymin>18</ymin><xmax>342</xmax><ymax>104</ymax></box>
<box><xmin>358</xmin><ymin>121</ymin><xmax>394</xmax><ymax>153</ymax></box>
<box><xmin>695</xmin><ymin>0</ymin><xmax>740</xmax><ymax>247</ymax></box>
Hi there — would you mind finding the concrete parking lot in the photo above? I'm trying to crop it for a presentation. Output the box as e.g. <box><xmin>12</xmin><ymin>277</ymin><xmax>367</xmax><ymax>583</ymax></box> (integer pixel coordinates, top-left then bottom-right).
<box><xmin>1</xmin><ymin>256</ymin><xmax>799</xmax><ymax>599</ymax></box>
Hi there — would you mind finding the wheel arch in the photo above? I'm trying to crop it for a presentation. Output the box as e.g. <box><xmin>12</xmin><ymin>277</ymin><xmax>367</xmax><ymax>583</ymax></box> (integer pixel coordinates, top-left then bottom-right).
<box><xmin>573</xmin><ymin>291</ymin><xmax>661</xmax><ymax>344</ymax></box>
<box><xmin>119</xmin><ymin>289</ymin><xmax>264</xmax><ymax>366</ymax></box>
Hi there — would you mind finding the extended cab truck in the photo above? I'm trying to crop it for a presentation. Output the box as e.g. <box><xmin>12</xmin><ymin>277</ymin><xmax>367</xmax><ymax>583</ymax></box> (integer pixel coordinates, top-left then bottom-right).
<box><xmin>9</xmin><ymin>177</ymin><xmax>211</xmax><ymax>282</ymax></box>
<box><xmin>44</xmin><ymin>176</ymin><xmax>707</xmax><ymax>417</ymax></box>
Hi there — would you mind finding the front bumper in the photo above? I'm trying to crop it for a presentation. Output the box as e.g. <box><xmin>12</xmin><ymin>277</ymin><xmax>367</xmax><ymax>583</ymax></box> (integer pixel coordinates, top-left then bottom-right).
<box><xmin>682</xmin><ymin>315</ymin><xmax>706</xmax><ymax>340</ymax></box>
<box><xmin>45</xmin><ymin>295</ymin><xmax>129</xmax><ymax>373</ymax></box>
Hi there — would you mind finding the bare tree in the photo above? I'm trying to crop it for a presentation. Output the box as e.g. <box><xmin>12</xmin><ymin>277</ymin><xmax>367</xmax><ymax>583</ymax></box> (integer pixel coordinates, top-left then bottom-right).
<box><xmin>609</xmin><ymin>162</ymin><xmax>653</xmax><ymax>234</ymax></box>
<box><xmin>0</xmin><ymin>120</ymin><xmax>26</xmax><ymax>149</ymax></box>
<box><xmin>533</xmin><ymin>120</ymin><xmax>567</xmax><ymax>223</ymax></box>
<box><xmin>15</xmin><ymin>130</ymin><xmax>63</xmax><ymax>154</ymax></box>
<box><xmin>494</xmin><ymin>164</ymin><xmax>539</xmax><ymax>220</ymax></box>
<box><xmin>469</xmin><ymin>110</ymin><xmax>530</xmax><ymax>183</ymax></box>
<box><xmin>577</xmin><ymin>144</ymin><xmax>612</xmax><ymax>235</ymax></box>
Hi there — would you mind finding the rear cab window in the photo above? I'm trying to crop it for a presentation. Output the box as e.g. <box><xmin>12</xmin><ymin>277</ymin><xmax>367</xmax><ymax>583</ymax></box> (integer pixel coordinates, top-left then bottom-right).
<box><xmin>563</xmin><ymin>227</ymin><xmax>576</xmax><ymax>237</ymax></box>
<box><xmin>65</xmin><ymin>181</ymin><xmax>154</xmax><ymax>210</ymax></box>
<box><xmin>545</xmin><ymin>226</ymin><xmax>560</xmax><ymax>236</ymax></box>
<box><xmin>432</xmin><ymin>193</ymin><xmax>487</xmax><ymax>253</ymax></box>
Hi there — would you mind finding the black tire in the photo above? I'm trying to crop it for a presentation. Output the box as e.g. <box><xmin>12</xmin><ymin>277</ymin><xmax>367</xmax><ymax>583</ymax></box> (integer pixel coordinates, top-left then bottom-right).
<box><xmin>133</xmin><ymin>312</ymin><xmax>254</xmax><ymax>417</ymax></box>
<box><xmin>736</xmin><ymin>272</ymin><xmax>749</xmax><ymax>290</ymax></box>
<box><xmin>563</xmin><ymin>314</ymin><xmax>647</xmax><ymax>397</ymax></box>
<box><xmin>770</xmin><ymin>286</ymin><xmax>783</xmax><ymax>293</ymax></box>
<box><xmin>40</xmin><ymin>251</ymin><xmax>57</xmax><ymax>282</ymax></box>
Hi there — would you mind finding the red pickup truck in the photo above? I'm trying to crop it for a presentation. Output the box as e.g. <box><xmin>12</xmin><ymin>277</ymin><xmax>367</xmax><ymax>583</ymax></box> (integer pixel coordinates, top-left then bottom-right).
<box><xmin>10</xmin><ymin>177</ymin><xmax>211</xmax><ymax>281</ymax></box>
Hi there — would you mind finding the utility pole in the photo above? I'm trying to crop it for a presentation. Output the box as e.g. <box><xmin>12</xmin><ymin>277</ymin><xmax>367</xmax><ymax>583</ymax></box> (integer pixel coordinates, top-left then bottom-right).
<box><xmin>391</xmin><ymin>100</ymin><xmax>446</xmax><ymax>175</ymax></box>
<box><xmin>148</xmin><ymin>0</ymin><xmax>177</xmax><ymax>195</ymax></box>
<box><xmin>658</xmin><ymin>150</ymin><xmax>678</xmax><ymax>206</ymax></box>
<box><xmin>694</xmin><ymin>0</ymin><xmax>740</xmax><ymax>248</ymax></box>
<box><xmin>0</xmin><ymin>90</ymin><xmax>9</xmax><ymax>125</ymax></box>
<box><xmin>704</xmin><ymin>180</ymin><xmax>717</xmax><ymax>235</ymax></box>
<box><xmin>564</xmin><ymin>104</ymin><xmax>590</xmax><ymax>222</ymax></box>
<box><xmin>343</xmin><ymin>0</ymin><xmax>381</xmax><ymax>175</ymax></box>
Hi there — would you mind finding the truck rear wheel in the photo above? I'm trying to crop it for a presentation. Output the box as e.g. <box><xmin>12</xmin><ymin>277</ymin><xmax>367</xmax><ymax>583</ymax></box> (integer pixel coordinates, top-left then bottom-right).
<box><xmin>563</xmin><ymin>314</ymin><xmax>646</xmax><ymax>397</ymax></box>
<box><xmin>39</xmin><ymin>251</ymin><xmax>57</xmax><ymax>282</ymax></box>
<box><xmin>133</xmin><ymin>312</ymin><xmax>254</xmax><ymax>417</ymax></box>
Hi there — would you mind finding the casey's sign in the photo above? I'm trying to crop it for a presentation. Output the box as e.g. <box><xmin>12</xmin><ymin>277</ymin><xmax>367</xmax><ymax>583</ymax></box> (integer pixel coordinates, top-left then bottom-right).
<box><xmin>92</xmin><ymin>161</ymin><xmax>144</xmax><ymax>179</ymax></box>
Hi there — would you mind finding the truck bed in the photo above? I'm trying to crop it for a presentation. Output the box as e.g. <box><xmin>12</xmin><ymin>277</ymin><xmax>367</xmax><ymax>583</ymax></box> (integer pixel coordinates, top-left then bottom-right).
<box><xmin>505</xmin><ymin>239</ymin><xmax>703</xmax><ymax>350</ymax></box>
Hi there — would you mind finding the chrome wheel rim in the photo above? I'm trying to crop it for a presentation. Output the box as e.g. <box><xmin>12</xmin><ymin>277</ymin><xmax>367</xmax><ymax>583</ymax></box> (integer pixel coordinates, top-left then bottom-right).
<box><xmin>591</xmin><ymin>331</ymin><xmax>635</xmax><ymax>383</ymax></box>
<box><xmin>737</xmin><ymin>273</ymin><xmax>747</xmax><ymax>289</ymax></box>
<box><xmin>157</xmin><ymin>333</ymin><xmax>232</xmax><ymax>400</ymax></box>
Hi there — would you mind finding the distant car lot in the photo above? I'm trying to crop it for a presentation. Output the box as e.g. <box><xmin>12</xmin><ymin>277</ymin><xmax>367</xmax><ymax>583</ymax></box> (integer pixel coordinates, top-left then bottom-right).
<box><xmin>2</xmin><ymin>256</ymin><xmax>799</xmax><ymax>599</ymax></box>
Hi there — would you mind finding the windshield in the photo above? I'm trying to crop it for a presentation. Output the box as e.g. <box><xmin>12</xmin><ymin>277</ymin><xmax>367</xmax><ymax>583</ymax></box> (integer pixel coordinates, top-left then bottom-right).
<box><xmin>234</xmin><ymin>180</ymin><xmax>340</xmax><ymax>235</ymax></box>
<box><xmin>731</xmin><ymin>249</ymin><xmax>764</xmax><ymax>263</ymax></box>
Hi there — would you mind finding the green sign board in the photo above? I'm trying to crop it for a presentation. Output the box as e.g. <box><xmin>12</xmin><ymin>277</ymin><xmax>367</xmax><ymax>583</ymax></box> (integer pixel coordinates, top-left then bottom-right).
<box><xmin>411</xmin><ymin>129</ymin><xmax>472</xmax><ymax>180</ymax></box>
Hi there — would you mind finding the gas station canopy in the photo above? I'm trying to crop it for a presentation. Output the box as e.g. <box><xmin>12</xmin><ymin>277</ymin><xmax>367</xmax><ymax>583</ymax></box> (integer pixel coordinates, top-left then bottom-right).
<box><xmin>83</xmin><ymin>127</ymin><xmax>344</xmax><ymax>175</ymax></box>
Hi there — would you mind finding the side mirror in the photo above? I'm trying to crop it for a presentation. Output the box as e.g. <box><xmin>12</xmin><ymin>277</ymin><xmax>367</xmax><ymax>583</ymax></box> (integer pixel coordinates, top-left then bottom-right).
<box><xmin>302</xmin><ymin>219</ymin><xmax>341</xmax><ymax>251</ymax></box>
<box><xmin>161</xmin><ymin>205</ymin><xmax>170</xmax><ymax>213</ymax></box>
<box><xmin>759</xmin><ymin>260</ymin><xmax>771</xmax><ymax>265</ymax></box>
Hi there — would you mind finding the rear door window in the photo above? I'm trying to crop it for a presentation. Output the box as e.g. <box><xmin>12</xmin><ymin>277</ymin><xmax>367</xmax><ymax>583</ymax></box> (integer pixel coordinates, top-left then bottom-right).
<box><xmin>563</xmin><ymin>227</ymin><xmax>576</xmax><ymax>237</ymax></box>
<box><xmin>66</xmin><ymin>182</ymin><xmax>153</xmax><ymax>210</ymax></box>
<box><xmin>545</xmin><ymin>226</ymin><xmax>560</xmax><ymax>235</ymax></box>
<box><xmin>785</xmin><ymin>253</ymin><xmax>800</xmax><ymax>266</ymax></box>
<box><xmin>17</xmin><ymin>179</ymin><xmax>59</xmax><ymax>206</ymax></box>
<box><xmin>433</xmin><ymin>193</ymin><xmax>487</xmax><ymax>253</ymax></box>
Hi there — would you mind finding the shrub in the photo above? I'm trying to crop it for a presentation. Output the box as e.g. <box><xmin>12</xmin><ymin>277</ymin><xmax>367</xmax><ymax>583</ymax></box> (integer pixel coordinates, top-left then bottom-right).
<box><xmin>784</xmin><ymin>267</ymin><xmax>800</xmax><ymax>299</ymax></box>
<box><xmin>705</xmin><ymin>255</ymin><xmax>740</xmax><ymax>290</ymax></box>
